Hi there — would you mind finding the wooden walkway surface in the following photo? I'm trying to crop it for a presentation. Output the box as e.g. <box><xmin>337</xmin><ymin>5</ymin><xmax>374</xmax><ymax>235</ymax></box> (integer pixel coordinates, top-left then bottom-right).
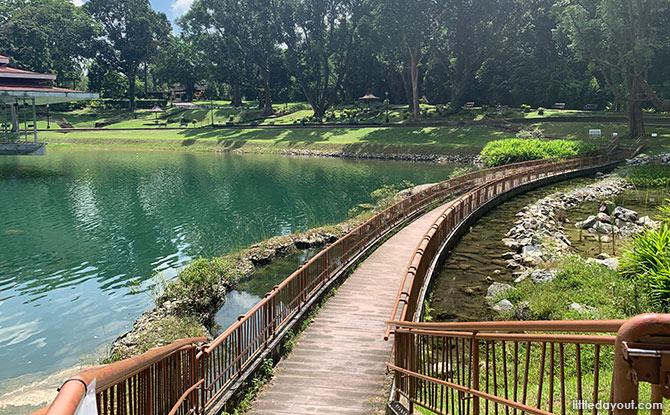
<box><xmin>250</xmin><ymin>202</ymin><xmax>452</xmax><ymax>414</ymax></box>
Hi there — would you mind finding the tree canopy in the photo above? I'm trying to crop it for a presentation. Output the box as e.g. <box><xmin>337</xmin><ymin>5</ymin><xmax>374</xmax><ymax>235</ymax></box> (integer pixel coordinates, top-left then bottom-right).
<box><xmin>0</xmin><ymin>0</ymin><xmax>669</xmax><ymax>135</ymax></box>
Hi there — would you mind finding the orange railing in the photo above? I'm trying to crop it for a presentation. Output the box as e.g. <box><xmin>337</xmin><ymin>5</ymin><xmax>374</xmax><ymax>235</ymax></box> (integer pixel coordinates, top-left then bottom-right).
<box><xmin>387</xmin><ymin>315</ymin><xmax>670</xmax><ymax>415</ymax></box>
<box><xmin>36</xmin><ymin>337</ymin><xmax>204</xmax><ymax>415</ymax></box>
<box><xmin>35</xmin><ymin>138</ymin><xmax>644</xmax><ymax>415</ymax></box>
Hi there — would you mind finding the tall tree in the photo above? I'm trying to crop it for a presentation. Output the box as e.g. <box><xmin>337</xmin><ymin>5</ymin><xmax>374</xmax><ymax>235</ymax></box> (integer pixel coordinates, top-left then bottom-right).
<box><xmin>559</xmin><ymin>0</ymin><xmax>668</xmax><ymax>138</ymax></box>
<box><xmin>280</xmin><ymin>0</ymin><xmax>368</xmax><ymax>117</ymax></box>
<box><xmin>375</xmin><ymin>0</ymin><xmax>434</xmax><ymax>120</ymax></box>
<box><xmin>85</xmin><ymin>0</ymin><xmax>170</xmax><ymax>111</ymax></box>
<box><xmin>0</xmin><ymin>0</ymin><xmax>99</xmax><ymax>85</ymax></box>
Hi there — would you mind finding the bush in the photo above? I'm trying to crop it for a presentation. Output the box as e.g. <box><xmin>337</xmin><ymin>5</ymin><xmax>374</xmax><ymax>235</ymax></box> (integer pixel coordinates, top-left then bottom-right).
<box><xmin>620</xmin><ymin>224</ymin><xmax>670</xmax><ymax>309</ymax></box>
<box><xmin>627</xmin><ymin>166</ymin><xmax>670</xmax><ymax>188</ymax></box>
<box><xmin>160</xmin><ymin>257</ymin><xmax>242</xmax><ymax>316</ymax></box>
<box><xmin>521</xmin><ymin>104</ymin><xmax>532</xmax><ymax>113</ymax></box>
<box><xmin>480</xmin><ymin>138</ymin><xmax>595</xmax><ymax>167</ymax></box>
<box><xmin>537</xmin><ymin>107</ymin><xmax>545</xmax><ymax>115</ymax></box>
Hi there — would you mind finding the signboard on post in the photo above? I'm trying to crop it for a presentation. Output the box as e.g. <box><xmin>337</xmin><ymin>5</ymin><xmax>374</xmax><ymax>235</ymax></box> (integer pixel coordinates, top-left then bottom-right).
<box><xmin>589</xmin><ymin>129</ymin><xmax>602</xmax><ymax>138</ymax></box>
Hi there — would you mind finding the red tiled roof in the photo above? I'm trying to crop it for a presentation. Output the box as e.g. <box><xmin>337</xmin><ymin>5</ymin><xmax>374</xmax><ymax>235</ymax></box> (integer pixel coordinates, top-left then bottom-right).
<box><xmin>0</xmin><ymin>66</ymin><xmax>57</xmax><ymax>81</ymax></box>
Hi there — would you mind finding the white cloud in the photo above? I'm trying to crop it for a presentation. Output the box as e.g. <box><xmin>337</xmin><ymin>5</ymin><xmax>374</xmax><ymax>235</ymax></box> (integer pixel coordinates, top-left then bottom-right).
<box><xmin>170</xmin><ymin>0</ymin><xmax>194</xmax><ymax>17</ymax></box>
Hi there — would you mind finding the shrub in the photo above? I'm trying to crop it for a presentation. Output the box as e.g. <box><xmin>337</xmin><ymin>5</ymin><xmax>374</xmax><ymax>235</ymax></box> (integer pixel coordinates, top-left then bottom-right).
<box><xmin>537</xmin><ymin>107</ymin><xmax>545</xmax><ymax>115</ymax></box>
<box><xmin>620</xmin><ymin>224</ymin><xmax>670</xmax><ymax>309</ymax></box>
<box><xmin>160</xmin><ymin>257</ymin><xmax>242</xmax><ymax>316</ymax></box>
<box><xmin>627</xmin><ymin>166</ymin><xmax>670</xmax><ymax>188</ymax></box>
<box><xmin>521</xmin><ymin>104</ymin><xmax>532</xmax><ymax>113</ymax></box>
<box><xmin>480</xmin><ymin>138</ymin><xmax>595</xmax><ymax>167</ymax></box>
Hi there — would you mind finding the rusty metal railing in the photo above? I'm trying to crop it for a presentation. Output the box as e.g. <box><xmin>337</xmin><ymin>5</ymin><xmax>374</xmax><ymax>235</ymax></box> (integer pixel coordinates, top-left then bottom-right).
<box><xmin>387</xmin><ymin>315</ymin><xmax>670</xmax><ymax>415</ymax></box>
<box><xmin>34</xmin><ymin>337</ymin><xmax>205</xmax><ymax>415</ymax></box>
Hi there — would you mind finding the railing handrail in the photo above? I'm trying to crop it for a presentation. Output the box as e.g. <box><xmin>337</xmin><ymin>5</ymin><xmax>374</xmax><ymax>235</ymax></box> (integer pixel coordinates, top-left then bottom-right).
<box><xmin>42</xmin><ymin>337</ymin><xmax>205</xmax><ymax>415</ymax></box>
<box><xmin>387</xmin><ymin>319</ymin><xmax>625</xmax><ymax>333</ymax></box>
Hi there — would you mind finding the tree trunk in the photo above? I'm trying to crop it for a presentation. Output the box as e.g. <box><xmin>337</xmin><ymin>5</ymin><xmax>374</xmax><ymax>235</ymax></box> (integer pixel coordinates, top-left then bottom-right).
<box><xmin>409</xmin><ymin>47</ymin><xmax>420</xmax><ymax>121</ymax></box>
<box><xmin>628</xmin><ymin>74</ymin><xmax>645</xmax><ymax>139</ymax></box>
<box><xmin>231</xmin><ymin>84</ymin><xmax>242</xmax><ymax>107</ymax></box>
<box><xmin>144</xmin><ymin>64</ymin><xmax>148</xmax><ymax>96</ymax></box>
<box><xmin>128</xmin><ymin>70</ymin><xmax>137</xmax><ymax>112</ymax></box>
<box><xmin>262</xmin><ymin>58</ymin><xmax>273</xmax><ymax>116</ymax></box>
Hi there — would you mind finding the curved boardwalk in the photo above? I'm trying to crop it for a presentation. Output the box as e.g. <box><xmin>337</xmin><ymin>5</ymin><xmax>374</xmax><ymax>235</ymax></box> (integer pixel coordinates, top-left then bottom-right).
<box><xmin>249</xmin><ymin>202</ymin><xmax>452</xmax><ymax>414</ymax></box>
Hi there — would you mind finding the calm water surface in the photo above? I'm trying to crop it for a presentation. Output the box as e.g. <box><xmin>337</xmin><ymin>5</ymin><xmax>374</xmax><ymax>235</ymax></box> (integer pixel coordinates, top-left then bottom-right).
<box><xmin>0</xmin><ymin>150</ymin><xmax>454</xmax><ymax>385</ymax></box>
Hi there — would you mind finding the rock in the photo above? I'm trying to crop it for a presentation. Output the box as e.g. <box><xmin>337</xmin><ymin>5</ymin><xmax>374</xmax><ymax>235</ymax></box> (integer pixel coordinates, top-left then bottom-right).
<box><xmin>492</xmin><ymin>299</ymin><xmax>514</xmax><ymax>313</ymax></box>
<box><xmin>599</xmin><ymin>201</ymin><xmax>615</xmax><ymax>215</ymax></box>
<box><xmin>637</xmin><ymin>216</ymin><xmax>660</xmax><ymax>230</ymax></box>
<box><xmin>502</xmin><ymin>238</ymin><xmax>522</xmax><ymax>251</ymax></box>
<box><xmin>501</xmin><ymin>251</ymin><xmax>516</xmax><ymax>260</ymax></box>
<box><xmin>602</xmin><ymin>257</ymin><xmax>619</xmax><ymax>270</ymax></box>
<box><xmin>461</xmin><ymin>287</ymin><xmax>477</xmax><ymax>296</ymax></box>
<box><xmin>531</xmin><ymin>269</ymin><xmax>557</xmax><ymax>284</ymax></box>
<box><xmin>569</xmin><ymin>302</ymin><xmax>598</xmax><ymax>317</ymax></box>
<box><xmin>575</xmin><ymin>215</ymin><xmax>597</xmax><ymax>229</ymax></box>
<box><xmin>597</xmin><ymin>212</ymin><xmax>611</xmax><ymax>223</ymax></box>
<box><xmin>619</xmin><ymin>224</ymin><xmax>644</xmax><ymax>238</ymax></box>
<box><xmin>514</xmin><ymin>269</ymin><xmax>532</xmax><ymax>283</ymax></box>
<box><xmin>593</xmin><ymin>222</ymin><xmax>617</xmax><ymax>234</ymax></box>
<box><xmin>486</xmin><ymin>282</ymin><xmax>514</xmax><ymax>301</ymax></box>
<box><xmin>514</xmin><ymin>301</ymin><xmax>535</xmax><ymax>320</ymax></box>
<box><xmin>522</xmin><ymin>245</ymin><xmax>542</xmax><ymax>256</ymax></box>
<box><xmin>595</xmin><ymin>172</ymin><xmax>605</xmax><ymax>178</ymax></box>
<box><xmin>522</xmin><ymin>255</ymin><xmax>544</xmax><ymax>267</ymax></box>
<box><xmin>613</xmin><ymin>206</ymin><xmax>638</xmax><ymax>222</ymax></box>
<box><xmin>596</xmin><ymin>253</ymin><xmax>610</xmax><ymax>260</ymax></box>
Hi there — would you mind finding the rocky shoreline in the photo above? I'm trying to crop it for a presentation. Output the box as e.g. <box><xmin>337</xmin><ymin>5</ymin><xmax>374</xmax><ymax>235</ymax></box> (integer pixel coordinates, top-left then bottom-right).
<box><xmin>277</xmin><ymin>149</ymin><xmax>479</xmax><ymax>164</ymax></box>
<box><xmin>110</xmin><ymin>183</ymin><xmax>435</xmax><ymax>359</ymax></box>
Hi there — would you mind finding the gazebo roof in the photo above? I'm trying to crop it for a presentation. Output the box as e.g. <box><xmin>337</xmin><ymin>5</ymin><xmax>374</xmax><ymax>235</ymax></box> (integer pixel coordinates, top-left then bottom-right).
<box><xmin>358</xmin><ymin>92</ymin><xmax>381</xmax><ymax>101</ymax></box>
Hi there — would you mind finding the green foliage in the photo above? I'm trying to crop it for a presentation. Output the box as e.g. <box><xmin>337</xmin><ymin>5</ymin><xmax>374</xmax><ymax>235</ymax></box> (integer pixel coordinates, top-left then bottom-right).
<box><xmin>627</xmin><ymin>166</ymin><xmax>670</xmax><ymax>189</ymax></box>
<box><xmin>660</xmin><ymin>198</ymin><xmax>670</xmax><ymax>224</ymax></box>
<box><xmin>369</xmin><ymin>180</ymin><xmax>414</xmax><ymax>202</ymax></box>
<box><xmin>620</xmin><ymin>224</ymin><xmax>670</xmax><ymax>309</ymax></box>
<box><xmin>520</xmin><ymin>104</ymin><xmax>532</xmax><ymax>113</ymax></box>
<box><xmin>500</xmin><ymin>256</ymin><xmax>653</xmax><ymax>320</ymax></box>
<box><xmin>480</xmin><ymin>138</ymin><xmax>595</xmax><ymax>167</ymax></box>
<box><xmin>160</xmin><ymin>257</ymin><xmax>242</xmax><ymax>315</ymax></box>
<box><xmin>448</xmin><ymin>167</ymin><xmax>475</xmax><ymax>179</ymax></box>
<box><xmin>223</xmin><ymin>358</ymin><xmax>274</xmax><ymax>415</ymax></box>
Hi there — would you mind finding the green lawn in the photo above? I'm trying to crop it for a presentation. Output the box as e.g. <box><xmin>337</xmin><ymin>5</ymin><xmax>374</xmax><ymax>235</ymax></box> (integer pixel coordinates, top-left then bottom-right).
<box><xmin>39</xmin><ymin>125</ymin><xmax>515</xmax><ymax>155</ymax></box>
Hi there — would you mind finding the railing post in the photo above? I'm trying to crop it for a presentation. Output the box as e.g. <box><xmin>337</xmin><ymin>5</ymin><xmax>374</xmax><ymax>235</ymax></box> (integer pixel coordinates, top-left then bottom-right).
<box><xmin>471</xmin><ymin>332</ymin><xmax>480</xmax><ymax>415</ymax></box>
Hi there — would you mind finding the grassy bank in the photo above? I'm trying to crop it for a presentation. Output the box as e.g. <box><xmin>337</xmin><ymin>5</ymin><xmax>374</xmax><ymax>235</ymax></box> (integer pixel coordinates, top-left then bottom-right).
<box><xmin>39</xmin><ymin>125</ymin><xmax>515</xmax><ymax>155</ymax></box>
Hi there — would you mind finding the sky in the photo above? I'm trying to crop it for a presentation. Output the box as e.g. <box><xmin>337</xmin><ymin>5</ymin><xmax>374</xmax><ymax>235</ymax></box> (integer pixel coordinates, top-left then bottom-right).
<box><xmin>71</xmin><ymin>0</ymin><xmax>194</xmax><ymax>31</ymax></box>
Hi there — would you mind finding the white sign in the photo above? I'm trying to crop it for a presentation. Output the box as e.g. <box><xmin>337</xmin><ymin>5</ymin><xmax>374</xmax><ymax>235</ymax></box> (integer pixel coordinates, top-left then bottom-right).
<box><xmin>589</xmin><ymin>129</ymin><xmax>602</xmax><ymax>138</ymax></box>
<box><xmin>651</xmin><ymin>133</ymin><xmax>658</xmax><ymax>137</ymax></box>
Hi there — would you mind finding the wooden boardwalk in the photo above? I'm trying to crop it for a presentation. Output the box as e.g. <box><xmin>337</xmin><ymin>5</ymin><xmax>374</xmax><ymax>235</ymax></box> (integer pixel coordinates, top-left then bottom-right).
<box><xmin>250</xmin><ymin>202</ymin><xmax>452</xmax><ymax>415</ymax></box>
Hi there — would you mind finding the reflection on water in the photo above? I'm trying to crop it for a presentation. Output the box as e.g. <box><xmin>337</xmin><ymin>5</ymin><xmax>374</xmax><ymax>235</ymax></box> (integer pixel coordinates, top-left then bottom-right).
<box><xmin>0</xmin><ymin>150</ymin><xmax>453</xmax><ymax>387</ymax></box>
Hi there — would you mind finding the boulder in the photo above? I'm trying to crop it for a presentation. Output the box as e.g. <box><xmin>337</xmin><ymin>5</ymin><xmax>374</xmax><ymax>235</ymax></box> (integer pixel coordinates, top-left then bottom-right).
<box><xmin>492</xmin><ymin>299</ymin><xmax>514</xmax><ymax>313</ymax></box>
<box><xmin>637</xmin><ymin>216</ymin><xmax>660</xmax><ymax>230</ymax></box>
<box><xmin>613</xmin><ymin>206</ymin><xmax>638</xmax><ymax>222</ymax></box>
<box><xmin>575</xmin><ymin>215</ymin><xmax>597</xmax><ymax>229</ymax></box>
<box><xmin>602</xmin><ymin>257</ymin><xmax>619</xmax><ymax>270</ymax></box>
<box><xmin>522</xmin><ymin>245</ymin><xmax>542</xmax><ymax>256</ymax></box>
<box><xmin>597</xmin><ymin>212</ymin><xmax>611</xmax><ymax>223</ymax></box>
<box><xmin>593</xmin><ymin>222</ymin><xmax>617</xmax><ymax>235</ymax></box>
<box><xmin>514</xmin><ymin>301</ymin><xmax>535</xmax><ymax>320</ymax></box>
<box><xmin>531</xmin><ymin>269</ymin><xmax>557</xmax><ymax>284</ymax></box>
<box><xmin>486</xmin><ymin>282</ymin><xmax>514</xmax><ymax>301</ymax></box>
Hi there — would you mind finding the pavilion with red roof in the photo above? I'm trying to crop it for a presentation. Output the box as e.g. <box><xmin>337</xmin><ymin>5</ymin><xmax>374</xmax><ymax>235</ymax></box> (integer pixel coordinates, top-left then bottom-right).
<box><xmin>0</xmin><ymin>54</ymin><xmax>98</xmax><ymax>155</ymax></box>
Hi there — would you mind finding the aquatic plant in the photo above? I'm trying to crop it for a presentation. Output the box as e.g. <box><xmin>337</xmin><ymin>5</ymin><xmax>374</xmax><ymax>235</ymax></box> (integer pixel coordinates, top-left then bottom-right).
<box><xmin>627</xmin><ymin>166</ymin><xmax>670</xmax><ymax>189</ymax></box>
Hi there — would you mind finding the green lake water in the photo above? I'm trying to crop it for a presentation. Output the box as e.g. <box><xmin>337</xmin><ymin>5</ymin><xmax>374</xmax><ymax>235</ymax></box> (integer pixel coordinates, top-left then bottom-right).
<box><xmin>0</xmin><ymin>150</ymin><xmax>455</xmax><ymax>387</ymax></box>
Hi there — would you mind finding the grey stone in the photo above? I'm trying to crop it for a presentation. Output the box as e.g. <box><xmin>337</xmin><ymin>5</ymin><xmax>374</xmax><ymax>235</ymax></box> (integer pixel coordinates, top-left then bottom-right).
<box><xmin>501</xmin><ymin>251</ymin><xmax>516</xmax><ymax>260</ymax></box>
<box><xmin>602</xmin><ymin>257</ymin><xmax>619</xmax><ymax>270</ymax></box>
<box><xmin>569</xmin><ymin>302</ymin><xmax>597</xmax><ymax>316</ymax></box>
<box><xmin>575</xmin><ymin>215</ymin><xmax>597</xmax><ymax>229</ymax></box>
<box><xmin>486</xmin><ymin>282</ymin><xmax>514</xmax><ymax>301</ymax></box>
<box><xmin>531</xmin><ymin>269</ymin><xmax>557</xmax><ymax>284</ymax></box>
<box><xmin>514</xmin><ymin>269</ymin><xmax>532</xmax><ymax>283</ymax></box>
<box><xmin>514</xmin><ymin>301</ymin><xmax>535</xmax><ymax>320</ymax></box>
<box><xmin>596</xmin><ymin>253</ymin><xmax>610</xmax><ymax>260</ymax></box>
<box><xmin>522</xmin><ymin>245</ymin><xmax>542</xmax><ymax>256</ymax></box>
<box><xmin>492</xmin><ymin>299</ymin><xmax>514</xmax><ymax>313</ymax></box>
<box><xmin>613</xmin><ymin>206</ymin><xmax>638</xmax><ymax>222</ymax></box>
